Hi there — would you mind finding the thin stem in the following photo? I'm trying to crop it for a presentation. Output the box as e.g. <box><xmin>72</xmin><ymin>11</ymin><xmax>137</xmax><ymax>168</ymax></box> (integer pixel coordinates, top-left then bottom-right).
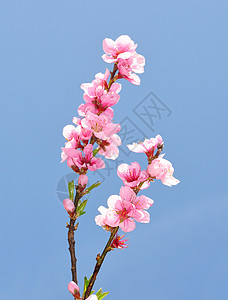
<box><xmin>107</xmin><ymin>63</ymin><xmax>118</xmax><ymax>91</ymax></box>
<box><xmin>83</xmin><ymin>227</ymin><xmax>119</xmax><ymax>299</ymax></box>
<box><xmin>152</xmin><ymin>144</ymin><xmax>164</xmax><ymax>161</ymax></box>
<box><xmin>68</xmin><ymin>217</ymin><xmax>78</xmax><ymax>284</ymax></box>
<box><xmin>74</xmin><ymin>189</ymin><xmax>82</xmax><ymax>211</ymax></box>
<box><xmin>67</xmin><ymin>190</ymin><xmax>83</xmax><ymax>285</ymax></box>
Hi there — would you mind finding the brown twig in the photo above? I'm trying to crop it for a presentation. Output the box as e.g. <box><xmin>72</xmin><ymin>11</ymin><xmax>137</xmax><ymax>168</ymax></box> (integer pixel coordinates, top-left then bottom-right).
<box><xmin>67</xmin><ymin>190</ymin><xmax>83</xmax><ymax>285</ymax></box>
<box><xmin>153</xmin><ymin>144</ymin><xmax>164</xmax><ymax>160</ymax></box>
<box><xmin>107</xmin><ymin>63</ymin><xmax>118</xmax><ymax>91</ymax></box>
<box><xmin>67</xmin><ymin>217</ymin><xmax>78</xmax><ymax>284</ymax></box>
<box><xmin>83</xmin><ymin>227</ymin><xmax>119</xmax><ymax>299</ymax></box>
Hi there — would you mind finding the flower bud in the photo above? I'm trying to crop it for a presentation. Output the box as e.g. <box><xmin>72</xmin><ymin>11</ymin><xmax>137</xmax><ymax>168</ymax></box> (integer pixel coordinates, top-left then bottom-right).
<box><xmin>68</xmin><ymin>281</ymin><xmax>80</xmax><ymax>298</ymax></box>
<box><xmin>78</xmin><ymin>175</ymin><xmax>88</xmax><ymax>191</ymax></box>
<box><xmin>63</xmin><ymin>199</ymin><xmax>75</xmax><ymax>214</ymax></box>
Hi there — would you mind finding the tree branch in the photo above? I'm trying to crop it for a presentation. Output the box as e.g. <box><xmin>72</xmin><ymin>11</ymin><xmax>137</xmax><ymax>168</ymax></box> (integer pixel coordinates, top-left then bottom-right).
<box><xmin>83</xmin><ymin>227</ymin><xmax>119</xmax><ymax>299</ymax></box>
<box><xmin>67</xmin><ymin>190</ymin><xmax>83</xmax><ymax>285</ymax></box>
<box><xmin>68</xmin><ymin>217</ymin><xmax>78</xmax><ymax>284</ymax></box>
<box><xmin>107</xmin><ymin>63</ymin><xmax>118</xmax><ymax>91</ymax></box>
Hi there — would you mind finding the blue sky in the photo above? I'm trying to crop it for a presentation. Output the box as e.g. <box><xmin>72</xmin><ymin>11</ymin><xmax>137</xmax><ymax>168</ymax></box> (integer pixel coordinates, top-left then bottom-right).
<box><xmin>0</xmin><ymin>0</ymin><xmax>228</xmax><ymax>299</ymax></box>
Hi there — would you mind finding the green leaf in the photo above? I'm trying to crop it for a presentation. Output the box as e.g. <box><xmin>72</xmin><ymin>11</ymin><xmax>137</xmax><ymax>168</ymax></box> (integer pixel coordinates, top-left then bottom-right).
<box><xmin>83</xmin><ymin>275</ymin><xmax>93</xmax><ymax>295</ymax></box>
<box><xmin>68</xmin><ymin>181</ymin><xmax>75</xmax><ymax>201</ymax></box>
<box><xmin>79</xmin><ymin>211</ymin><xmax>86</xmax><ymax>216</ymax></box>
<box><xmin>93</xmin><ymin>148</ymin><xmax>99</xmax><ymax>156</ymax></box>
<box><xmin>96</xmin><ymin>289</ymin><xmax>109</xmax><ymax>300</ymax></box>
<box><xmin>83</xmin><ymin>276</ymin><xmax>89</xmax><ymax>293</ymax></box>
<box><xmin>85</xmin><ymin>181</ymin><xmax>101</xmax><ymax>194</ymax></box>
<box><xmin>76</xmin><ymin>199</ymin><xmax>88</xmax><ymax>216</ymax></box>
<box><xmin>96</xmin><ymin>288</ymin><xmax>102</xmax><ymax>297</ymax></box>
<box><xmin>99</xmin><ymin>292</ymin><xmax>109</xmax><ymax>300</ymax></box>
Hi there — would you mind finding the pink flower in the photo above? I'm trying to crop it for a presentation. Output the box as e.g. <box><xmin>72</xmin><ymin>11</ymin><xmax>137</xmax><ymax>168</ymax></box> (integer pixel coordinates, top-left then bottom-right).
<box><xmin>98</xmin><ymin>134</ymin><xmax>121</xmax><ymax>160</ymax></box>
<box><xmin>120</xmin><ymin>186</ymin><xmax>153</xmax><ymax>223</ymax></box>
<box><xmin>127</xmin><ymin>135</ymin><xmax>163</xmax><ymax>157</ymax></box>
<box><xmin>102</xmin><ymin>35</ymin><xmax>137</xmax><ymax>63</ymax></box>
<box><xmin>78</xmin><ymin>102</ymin><xmax>97</xmax><ymax>117</ymax></box>
<box><xmin>105</xmin><ymin>197</ymin><xmax>137</xmax><ymax>232</ymax></box>
<box><xmin>81</xmin><ymin>70</ymin><xmax>121</xmax><ymax>110</ymax></box>
<box><xmin>95</xmin><ymin>186</ymin><xmax>154</xmax><ymax>232</ymax></box>
<box><xmin>62</xmin><ymin>144</ymin><xmax>105</xmax><ymax>172</ymax></box>
<box><xmin>98</xmin><ymin>87</ymin><xmax>121</xmax><ymax>109</ymax></box>
<box><xmin>117</xmin><ymin>162</ymin><xmax>149</xmax><ymax>188</ymax></box>
<box><xmin>68</xmin><ymin>281</ymin><xmax>80</xmax><ymax>298</ymax></box>
<box><xmin>81</xmin><ymin>111</ymin><xmax>120</xmax><ymax>140</ymax></box>
<box><xmin>102</xmin><ymin>35</ymin><xmax>145</xmax><ymax>85</ymax></box>
<box><xmin>147</xmin><ymin>155</ymin><xmax>180</xmax><ymax>187</ymax></box>
<box><xmin>78</xmin><ymin>103</ymin><xmax>114</xmax><ymax>120</ymax></box>
<box><xmin>75</xmin><ymin>125</ymin><xmax>92</xmax><ymax>141</ymax></box>
<box><xmin>95</xmin><ymin>198</ymin><xmax>137</xmax><ymax>232</ymax></box>
<box><xmin>63</xmin><ymin>199</ymin><xmax>75</xmax><ymax>214</ymax></box>
<box><xmin>95</xmin><ymin>206</ymin><xmax>108</xmax><ymax>227</ymax></box>
<box><xmin>72</xmin><ymin>117</ymin><xmax>82</xmax><ymax>126</ymax></box>
<box><xmin>61</xmin><ymin>137</ymin><xmax>78</xmax><ymax>163</ymax></box>
<box><xmin>62</xmin><ymin>125</ymin><xmax>77</xmax><ymax>141</ymax></box>
<box><xmin>62</xmin><ymin>125</ymin><xmax>84</xmax><ymax>149</ymax></box>
<box><xmin>120</xmin><ymin>186</ymin><xmax>153</xmax><ymax>210</ymax></box>
<box><xmin>117</xmin><ymin>52</ymin><xmax>145</xmax><ymax>85</ymax></box>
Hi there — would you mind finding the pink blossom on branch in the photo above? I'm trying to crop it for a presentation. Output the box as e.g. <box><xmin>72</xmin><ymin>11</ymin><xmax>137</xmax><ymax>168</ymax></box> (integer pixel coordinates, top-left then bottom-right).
<box><xmin>127</xmin><ymin>135</ymin><xmax>163</xmax><ymax>157</ymax></box>
<box><xmin>61</xmin><ymin>144</ymin><xmax>105</xmax><ymax>172</ymax></box>
<box><xmin>81</xmin><ymin>69</ymin><xmax>122</xmax><ymax>110</ymax></box>
<box><xmin>120</xmin><ymin>185</ymin><xmax>154</xmax><ymax>211</ymax></box>
<box><xmin>62</xmin><ymin>125</ymin><xmax>78</xmax><ymax>141</ymax></box>
<box><xmin>102</xmin><ymin>35</ymin><xmax>137</xmax><ymax>63</ymax></box>
<box><xmin>103</xmin><ymin>197</ymin><xmax>137</xmax><ymax>232</ymax></box>
<box><xmin>147</xmin><ymin>155</ymin><xmax>180</xmax><ymax>187</ymax></box>
<box><xmin>117</xmin><ymin>52</ymin><xmax>145</xmax><ymax>85</ymax></box>
<box><xmin>95</xmin><ymin>200</ymin><xmax>136</xmax><ymax>232</ymax></box>
<box><xmin>62</xmin><ymin>124</ymin><xmax>92</xmax><ymax>155</ymax></box>
<box><xmin>78</xmin><ymin>102</ymin><xmax>115</xmax><ymax>120</ymax></box>
<box><xmin>102</xmin><ymin>35</ymin><xmax>145</xmax><ymax>85</ymax></box>
<box><xmin>117</xmin><ymin>161</ymin><xmax>149</xmax><ymax>188</ymax></box>
<box><xmin>95</xmin><ymin>185</ymin><xmax>154</xmax><ymax>232</ymax></box>
<box><xmin>61</xmin><ymin>137</ymin><xmax>78</xmax><ymax>164</ymax></box>
<box><xmin>75</xmin><ymin>125</ymin><xmax>92</xmax><ymax>141</ymax></box>
<box><xmin>98</xmin><ymin>133</ymin><xmax>121</xmax><ymax>160</ymax></box>
<box><xmin>81</xmin><ymin>111</ymin><xmax>121</xmax><ymax>140</ymax></box>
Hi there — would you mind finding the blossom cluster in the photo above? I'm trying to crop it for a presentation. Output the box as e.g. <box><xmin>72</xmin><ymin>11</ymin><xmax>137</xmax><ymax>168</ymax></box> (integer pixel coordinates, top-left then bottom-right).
<box><xmin>62</xmin><ymin>35</ymin><xmax>180</xmax><ymax>299</ymax></box>
<box><xmin>95</xmin><ymin>135</ymin><xmax>180</xmax><ymax>232</ymax></box>
<box><xmin>61</xmin><ymin>35</ymin><xmax>145</xmax><ymax>177</ymax></box>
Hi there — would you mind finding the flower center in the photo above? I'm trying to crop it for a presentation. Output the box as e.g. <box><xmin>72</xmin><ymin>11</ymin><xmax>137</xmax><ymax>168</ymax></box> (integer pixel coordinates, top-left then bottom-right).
<box><xmin>89</xmin><ymin>119</ymin><xmax>106</xmax><ymax>132</ymax></box>
<box><xmin>124</xmin><ymin>168</ymin><xmax>139</xmax><ymax>182</ymax></box>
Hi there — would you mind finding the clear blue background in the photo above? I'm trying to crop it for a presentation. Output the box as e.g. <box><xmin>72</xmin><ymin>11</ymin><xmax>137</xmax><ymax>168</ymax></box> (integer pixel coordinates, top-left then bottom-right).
<box><xmin>0</xmin><ymin>0</ymin><xmax>228</xmax><ymax>299</ymax></box>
